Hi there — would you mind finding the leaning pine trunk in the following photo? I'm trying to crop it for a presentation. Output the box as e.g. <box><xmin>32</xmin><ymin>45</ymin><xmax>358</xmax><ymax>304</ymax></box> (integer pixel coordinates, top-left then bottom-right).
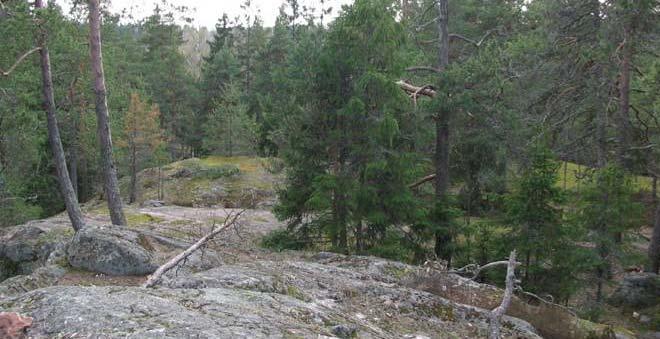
<box><xmin>35</xmin><ymin>0</ymin><xmax>85</xmax><ymax>232</ymax></box>
<box><xmin>88</xmin><ymin>0</ymin><xmax>127</xmax><ymax>225</ymax></box>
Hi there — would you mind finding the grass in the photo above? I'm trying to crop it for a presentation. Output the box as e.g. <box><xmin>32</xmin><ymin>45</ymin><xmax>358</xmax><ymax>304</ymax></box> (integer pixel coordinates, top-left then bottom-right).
<box><xmin>556</xmin><ymin>161</ymin><xmax>653</xmax><ymax>192</ymax></box>
<box><xmin>126</xmin><ymin>213</ymin><xmax>163</xmax><ymax>226</ymax></box>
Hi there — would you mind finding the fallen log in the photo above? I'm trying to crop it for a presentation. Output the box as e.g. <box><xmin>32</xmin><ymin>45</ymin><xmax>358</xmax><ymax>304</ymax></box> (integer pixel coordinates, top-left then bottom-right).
<box><xmin>143</xmin><ymin>210</ymin><xmax>245</xmax><ymax>288</ymax></box>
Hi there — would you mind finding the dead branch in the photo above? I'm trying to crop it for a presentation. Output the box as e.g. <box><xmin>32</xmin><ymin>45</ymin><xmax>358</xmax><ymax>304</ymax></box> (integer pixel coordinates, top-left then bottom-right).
<box><xmin>449</xmin><ymin>260</ymin><xmax>512</xmax><ymax>280</ymax></box>
<box><xmin>488</xmin><ymin>250</ymin><xmax>517</xmax><ymax>339</ymax></box>
<box><xmin>408</xmin><ymin>173</ymin><xmax>436</xmax><ymax>189</ymax></box>
<box><xmin>396</xmin><ymin>80</ymin><xmax>437</xmax><ymax>98</ymax></box>
<box><xmin>142</xmin><ymin>210</ymin><xmax>245</xmax><ymax>288</ymax></box>
<box><xmin>0</xmin><ymin>47</ymin><xmax>41</xmax><ymax>77</ymax></box>
<box><xmin>405</xmin><ymin>66</ymin><xmax>442</xmax><ymax>74</ymax></box>
<box><xmin>449</xmin><ymin>30</ymin><xmax>494</xmax><ymax>48</ymax></box>
<box><xmin>515</xmin><ymin>287</ymin><xmax>578</xmax><ymax>317</ymax></box>
<box><xmin>415</xmin><ymin>16</ymin><xmax>439</xmax><ymax>31</ymax></box>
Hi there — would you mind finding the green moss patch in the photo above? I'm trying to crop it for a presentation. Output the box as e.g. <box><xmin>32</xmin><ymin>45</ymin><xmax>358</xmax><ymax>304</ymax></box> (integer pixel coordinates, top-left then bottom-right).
<box><xmin>126</xmin><ymin>213</ymin><xmax>164</xmax><ymax>226</ymax></box>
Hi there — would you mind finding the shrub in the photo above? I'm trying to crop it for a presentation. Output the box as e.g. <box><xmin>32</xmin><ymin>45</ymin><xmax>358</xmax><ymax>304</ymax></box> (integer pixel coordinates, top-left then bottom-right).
<box><xmin>367</xmin><ymin>230</ymin><xmax>414</xmax><ymax>262</ymax></box>
<box><xmin>261</xmin><ymin>229</ymin><xmax>306</xmax><ymax>251</ymax></box>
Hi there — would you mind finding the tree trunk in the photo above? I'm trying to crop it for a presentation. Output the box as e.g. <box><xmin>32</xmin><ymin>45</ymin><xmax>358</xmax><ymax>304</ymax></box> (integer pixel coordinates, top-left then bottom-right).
<box><xmin>228</xmin><ymin>109</ymin><xmax>233</xmax><ymax>157</ymax></box>
<box><xmin>69</xmin><ymin>144</ymin><xmax>78</xmax><ymax>198</ymax></box>
<box><xmin>649</xmin><ymin>191</ymin><xmax>660</xmax><ymax>273</ymax></box>
<box><xmin>88</xmin><ymin>0</ymin><xmax>127</xmax><ymax>225</ymax></box>
<box><xmin>617</xmin><ymin>19</ymin><xmax>633</xmax><ymax>171</ymax></box>
<box><xmin>35</xmin><ymin>0</ymin><xmax>85</xmax><ymax>232</ymax></box>
<box><xmin>158</xmin><ymin>165</ymin><xmax>163</xmax><ymax>200</ymax></box>
<box><xmin>433</xmin><ymin>0</ymin><xmax>452</xmax><ymax>263</ymax></box>
<box><xmin>129</xmin><ymin>143</ymin><xmax>137</xmax><ymax>204</ymax></box>
<box><xmin>355</xmin><ymin>220</ymin><xmax>364</xmax><ymax>253</ymax></box>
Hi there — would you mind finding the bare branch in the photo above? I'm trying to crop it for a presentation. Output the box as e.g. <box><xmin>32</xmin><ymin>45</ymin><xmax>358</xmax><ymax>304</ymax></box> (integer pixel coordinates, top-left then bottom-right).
<box><xmin>449</xmin><ymin>259</ymin><xmax>516</xmax><ymax>280</ymax></box>
<box><xmin>449</xmin><ymin>30</ymin><xmax>494</xmax><ymax>48</ymax></box>
<box><xmin>396</xmin><ymin>80</ymin><xmax>437</xmax><ymax>98</ymax></box>
<box><xmin>416</xmin><ymin>16</ymin><xmax>439</xmax><ymax>31</ymax></box>
<box><xmin>143</xmin><ymin>210</ymin><xmax>245</xmax><ymax>288</ymax></box>
<box><xmin>405</xmin><ymin>66</ymin><xmax>442</xmax><ymax>74</ymax></box>
<box><xmin>515</xmin><ymin>288</ymin><xmax>578</xmax><ymax>317</ymax></box>
<box><xmin>488</xmin><ymin>250</ymin><xmax>517</xmax><ymax>339</ymax></box>
<box><xmin>409</xmin><ymin>173</ymin><xmax>436</xmax><ymax>189</ymax></box>
<box><xmin>0</xmin><ymin>47</ymin><xmax>42</xmax><ymax>77</ymax></box>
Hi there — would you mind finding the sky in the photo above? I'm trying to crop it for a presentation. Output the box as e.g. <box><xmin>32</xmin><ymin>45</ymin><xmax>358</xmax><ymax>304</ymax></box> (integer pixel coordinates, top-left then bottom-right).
<box><xmin>54</xmin><ymin>0</ymin><xmax>355</xmax><ymax>28</ymax></box>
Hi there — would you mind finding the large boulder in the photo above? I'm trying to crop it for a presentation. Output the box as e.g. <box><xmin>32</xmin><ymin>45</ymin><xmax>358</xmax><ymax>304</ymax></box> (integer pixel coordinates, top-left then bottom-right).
<box><xmin>608</xmin><ymin>273</ymin><xmax>660</xmax><ymax>308</ymax></box>
<box><xmin>67</xmin><ymin>225</ymin><xmax>157</xmax><ymax>276</ymax></box>
<box><xmin>0</xmin><ymin>221</ymin><xmax>72</xmax><ymax>282</ymax></box>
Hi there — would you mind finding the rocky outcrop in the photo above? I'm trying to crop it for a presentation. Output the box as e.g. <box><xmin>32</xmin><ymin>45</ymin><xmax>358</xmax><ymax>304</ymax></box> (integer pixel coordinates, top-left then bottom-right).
<box><xmin>0</xmin><ymin>206</ymin><xmax>629</xmax><ymax>338</ymax></box>
<box><xmin>67</xmin><ymin>225</ymin><xmax>157</xmax><ymax>276</ymax></box>
<box><xmin>0</xmin><ymin>219</ymin><xmax>72</xmax><ymax>283</ymax></box>
<box><xmin>0</xmin><ymin>253</ymin><xmax>542</xmax><ymax>339</ymax></box>
<box><xmin>0</xmin><ymin>265</ymin><xmax>66</xmax><ymax>299</ymax></box>
<box><xmin>608</xmin><ymin>273</ymin><xmax>660</xmax><ymax>308</ymax></box>
<box><xmin>121</xmin><ymin>157</ymin><xmax>281</xmax><ymax>208</ymax></box>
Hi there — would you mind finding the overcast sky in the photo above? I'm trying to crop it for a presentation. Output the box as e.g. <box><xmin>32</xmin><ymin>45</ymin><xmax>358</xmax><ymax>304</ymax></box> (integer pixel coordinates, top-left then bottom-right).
<box><xmin>54</xmin><ymin>0</ymin><xmax>355</xmax><ymax>28</ymax></box>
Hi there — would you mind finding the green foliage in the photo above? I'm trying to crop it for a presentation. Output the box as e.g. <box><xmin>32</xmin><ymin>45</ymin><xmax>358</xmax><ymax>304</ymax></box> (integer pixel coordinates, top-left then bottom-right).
<box><xmin>505</xmin><ymin>145</ymin><xmax>587</xmax><ymax>300</ymax></box>
<box><xmin>261</xmin><ymin>229</ymin><xmax>307</xmax><ymax>252</ymax></box>
<box><xmin>274</xmin><ymin>0</ymin><xmax>428</xmax><ymax>255</ymax></box>
<box><xmin>574</xmin><ymin>165</ymin><xmax>645</xmax><ymax>300</ymax></box>
<box><xmin>203</xmin><ymin>82</ymin><xmax>257</xmax><ymax>156</ymax></box>
<box><xmin>366</xmin><ymin>229</ymin><xmax>415</xmax><ymax>262</ymax></box>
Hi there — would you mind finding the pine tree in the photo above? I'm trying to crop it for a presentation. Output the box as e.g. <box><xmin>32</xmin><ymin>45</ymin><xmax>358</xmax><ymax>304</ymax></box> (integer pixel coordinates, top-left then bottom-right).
<box><xmin>119</xmin><ymin>93</ymin><xmax>164</xmax><ymax>204</ymax></box>
<box><xmin>506</xmin><ymin>145</ymin><xmax>586</xmax><ymax>299</ymax></box>
<box><xmin>275</xmin><ymin>0</ymin><xmax>420</xmax><ymax>254</ymax></box>
<box><xmin>203</xmin><ymin>82</ymin><xmax>255</xmax><ymax>156</ymax></box>
<box><xmin>142</xmin><ymin>5</ymin><xmax>199</xmax><ymax>157</ymax></box>
<box><xmin>577</xmin><ymin>165</ymin><xmax>643</xmax><ymax>301</ymax></box>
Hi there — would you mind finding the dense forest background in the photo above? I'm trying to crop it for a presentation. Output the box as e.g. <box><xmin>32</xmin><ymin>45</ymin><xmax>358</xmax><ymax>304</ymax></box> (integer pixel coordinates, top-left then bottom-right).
<box><xmin>1</xmin><ymin>0</ymin><xmax>658</xmax><ymax>319</ymax></box>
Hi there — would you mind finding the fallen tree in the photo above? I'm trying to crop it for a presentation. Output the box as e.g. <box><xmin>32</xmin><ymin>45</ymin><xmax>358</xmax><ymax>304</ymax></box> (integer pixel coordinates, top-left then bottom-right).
<box><xmin>488</xmin><ymin>250</ymin><xmax>518</xmax><ymax>339</ymax></box>
<box><xmin>143</xmin><ymin>210</ymin><xmax>245</xmax><ymax>288</ymax></box>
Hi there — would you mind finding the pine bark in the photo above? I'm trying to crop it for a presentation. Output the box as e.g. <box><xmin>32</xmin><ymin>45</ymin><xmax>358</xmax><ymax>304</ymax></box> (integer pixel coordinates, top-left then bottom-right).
<box><xmin>68</xmin><ymin>143</ymin><xmax>78</xmax><ymax>198</ymax></box>
<box><xmin>88</xmin><ymin>0</ymin><xmax>127</xmax><ymax>225</ymax></box>
<box><xmin>35</xmin><ymin>0</ymin><xmax>85</xmax><ymax>232</ymax></box>
<box><xmin>616</xmin><ymin>19</ymin><xmax>633</xmax><ymax>171</ymax></box>
<box><xmin>129</xmin><ymin>143</ymin><xmax>137</xmax><ymax>204</ymax></box>
<box><xmin>434</xmin><ymin>0</ymin><xmax>452</xmax><ymax>264</ymax></box>
<box><xmin>649</xmin><ymin>188</ymin><xmax>660</xmax><ymax>273</ymax></box>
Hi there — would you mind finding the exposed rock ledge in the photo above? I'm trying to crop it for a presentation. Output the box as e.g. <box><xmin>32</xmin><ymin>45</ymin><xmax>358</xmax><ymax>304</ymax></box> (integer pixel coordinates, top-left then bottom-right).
<box><xmin>1</xmin><ymin>255</ymin><xmax>540</xmax><ymax>339</ymax></box>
